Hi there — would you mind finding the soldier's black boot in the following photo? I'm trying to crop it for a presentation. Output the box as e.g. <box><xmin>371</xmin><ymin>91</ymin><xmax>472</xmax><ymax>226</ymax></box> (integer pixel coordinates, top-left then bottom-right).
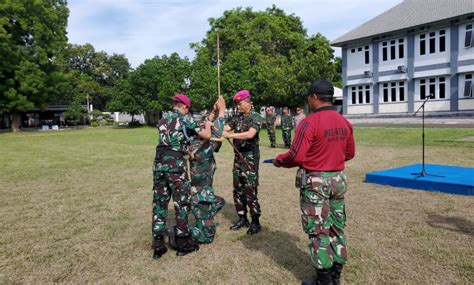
<box><xmin>302</xmin><ymin>269</ymin><xmax>333</xmax><ymax>285</ymax></box>
<box><xmin>229</xmin><ymin>215</ymin><xmax>249</xmax><ymax>230</ymax></box>
<box><xmin>168</xmin><ymin>225</ymin><xmax>177</xmax><ymax>251</ymax></box>
<box><xmin>176</xmin><ymin>234</ymin><xmax>199</xmax><ymax>256</ymax></box>
<box><xmin>247</xmin><ymin>215</ymin><xmax>261</xmax><ymax>235</ymax></box>
<box><xmin>153</xmin><ymin>235</ymin><xmax>168</xmax><ymax>260</ymax></box>
<box><xmin>331</xmin><ymin>263</ymin><xmax>343</xmax><ymax>285</ymax></box>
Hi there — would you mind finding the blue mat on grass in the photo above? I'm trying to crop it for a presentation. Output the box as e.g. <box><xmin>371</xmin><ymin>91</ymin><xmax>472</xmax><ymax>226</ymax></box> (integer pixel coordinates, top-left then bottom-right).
<box><xmin>365</xmin><ymin>164</ymin><xmax>474</xmax><ymax>196</ymax></box>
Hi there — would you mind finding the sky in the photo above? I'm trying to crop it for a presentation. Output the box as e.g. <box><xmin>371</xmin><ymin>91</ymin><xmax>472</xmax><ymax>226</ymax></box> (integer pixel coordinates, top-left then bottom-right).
<box><xmin>67</xmin><ymin>0</ymin><xmax>403</xmax><ymax>68</ymax></box>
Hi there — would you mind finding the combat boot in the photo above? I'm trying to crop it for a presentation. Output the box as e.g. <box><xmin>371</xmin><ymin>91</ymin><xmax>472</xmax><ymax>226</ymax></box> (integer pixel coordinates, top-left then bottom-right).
<box><xmin>331</xmin><ymin>263</ymin><xmax>343</xmax><ymax>285</ymax></box>
<box><xmin>247</xmin><ymin>215</ymin><xmax>261</xmax><ymax>235</ymax></box>
<box><xmin>229</xmin><ymin>215</ymin><xmax>249</xmax><ymax>230</ymax></box>
<box><xmin>176</xmin><ymin>234</ymin><xmax>199</xmax><ymax>256</ymax></box>
<box><xmin>153</xmin><ymin>235</ymin><xmax>168</xmax><ymax>260</ymax></box>
<box><xmin>302</xmin><ymin>269</ymin><xmax>334</xmax><ymax>285</ymax></box>
<box><xmin>167</xmin><ymin>225</ymin><xmax>177</xmax><ymax>251</ymax></box>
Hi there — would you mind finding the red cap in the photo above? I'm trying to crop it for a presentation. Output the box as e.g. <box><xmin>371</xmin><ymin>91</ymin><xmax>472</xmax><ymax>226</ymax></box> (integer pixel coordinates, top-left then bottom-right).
<box><xmin>172</xmin><ymin>94</ymin><xmax>191</xmax><ymax>108</ymax></box>
<box><xmin>233</xmin><ymin>90</ymin><xmax>250</xmax><ymax>104</ymax></box>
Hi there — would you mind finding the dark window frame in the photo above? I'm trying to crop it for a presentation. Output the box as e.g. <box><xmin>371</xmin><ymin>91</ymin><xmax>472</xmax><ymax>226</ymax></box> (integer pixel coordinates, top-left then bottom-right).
<box><xmin>420</xmin><ymin>34</ymin><xmax>426</xmax><ymax>55</ymax></box>
<box><xmin>439</xmin><ymin>29</ymin><xmax>446</xmax><ymax>52</ymax></box>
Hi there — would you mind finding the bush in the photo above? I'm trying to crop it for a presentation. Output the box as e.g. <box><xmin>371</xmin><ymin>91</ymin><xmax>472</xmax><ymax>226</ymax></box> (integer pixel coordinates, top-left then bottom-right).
<box><xmin>128</xmin><ymin>120</ymin><xmax>142</xmax><ymax>128</ymax></box>
<box><xmin>91</xmin><ymin>121</ymin><xmax>99</xmax><ymax>127</ymax></box>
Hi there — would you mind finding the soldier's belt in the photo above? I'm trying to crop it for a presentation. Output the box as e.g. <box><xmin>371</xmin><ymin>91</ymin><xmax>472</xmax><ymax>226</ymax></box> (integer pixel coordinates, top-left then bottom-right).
<box><xmin>305</xmin><ymin>169</ymin><xmax>343</xmax><ymax>176</ymax></box>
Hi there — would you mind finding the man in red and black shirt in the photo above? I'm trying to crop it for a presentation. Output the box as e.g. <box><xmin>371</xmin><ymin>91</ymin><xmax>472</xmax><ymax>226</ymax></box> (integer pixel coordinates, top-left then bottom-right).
<box><xmin>273</xmin><ymin>80</ymin><xmax>355</xmax><ymax>285</ymax></box>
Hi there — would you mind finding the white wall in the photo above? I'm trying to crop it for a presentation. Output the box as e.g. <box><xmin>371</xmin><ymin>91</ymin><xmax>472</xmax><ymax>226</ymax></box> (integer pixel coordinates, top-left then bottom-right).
<box><xmin>414</xmin><ymin>69</ymin><xmax>450</xmax><ymax>78</ymax></box>
<box><xmin>347</xmin><ymin>44</ymin><xmax>372</xmax><ymax>77</ymax></box>
<box><xmin>347</xmin><ymin>105</ymin><xmax>373</xmax><ymax>115</ymax></box>
<box><xmin>414</xmin><ymin>100</ymin><xmax>450</xmax><ymax>112</ymax></box>
<box><xmin>378</xmin><ymin>74</ymin><xmax>408</xmax><ymax>83</ymax></box>
<box><xmin>459</xmin><ymin>98</ymin><xmax>474</xmax><ymax>110</ymax></box>
<box><xmin>379</xmin><ymin>103</ymin><xmax>409</xmax><ymax>113</ymax></box>
<box><xmin>346</xmin><ymin>78</ymin><xmax>373</xmax><ymax>86</ymax></box>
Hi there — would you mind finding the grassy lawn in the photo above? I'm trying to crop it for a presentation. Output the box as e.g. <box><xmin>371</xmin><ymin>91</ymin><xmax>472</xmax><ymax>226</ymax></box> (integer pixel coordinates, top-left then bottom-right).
<box><xmin>1</xmin><ymin>126</ymin><xmax>473</xmax><ymax>284</ymax></box>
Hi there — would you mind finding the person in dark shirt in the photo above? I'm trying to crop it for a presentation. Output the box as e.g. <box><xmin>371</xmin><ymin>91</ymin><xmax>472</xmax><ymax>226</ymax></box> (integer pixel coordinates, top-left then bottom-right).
<box><xmin>272</xmin><ymin>80</ymin><xmax>355</xmax><ymax>285</ymax></box>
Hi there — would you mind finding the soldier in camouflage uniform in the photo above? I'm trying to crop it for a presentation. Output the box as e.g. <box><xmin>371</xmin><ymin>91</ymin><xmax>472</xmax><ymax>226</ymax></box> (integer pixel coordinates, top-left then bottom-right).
<box><xmin>281</xmin><ymin>107</ymin><xmax>293</xmax><ymax>148</ymax></box>
<box><xmin>152</xmin><ymin>94</ymin><xmax>212</xmax><ymax>259</ymax></box>
<box><xmin>169</xmin><ymin>97</ymin><xmax>227</xmax><ymax>246</ymax></box>
<box><xmin>273</xmin><ymin>80</ymin><xmax>355</xmax><ymax>285</ymax></box>
<box><xmin>223</xmin><ymin>89</ymin><xmax>263</xmax><ymax>235</ymax></box>
<box><xmin>265</xmin><ymin>107</ymin><xmax>276</xmax><ymax>148</ymax></box>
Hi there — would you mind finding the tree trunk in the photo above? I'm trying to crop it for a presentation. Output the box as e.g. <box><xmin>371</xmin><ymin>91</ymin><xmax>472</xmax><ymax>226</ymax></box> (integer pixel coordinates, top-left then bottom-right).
<box><xmin>11</xmin><ymin>112</ymin><xmax>21</xmax><ymax>132</ymax></box>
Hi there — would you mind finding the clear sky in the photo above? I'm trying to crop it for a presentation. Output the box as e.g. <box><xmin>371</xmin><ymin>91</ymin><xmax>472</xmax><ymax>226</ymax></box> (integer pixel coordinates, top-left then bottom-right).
<box><xmin>67</xmin><ymin>0</ymin><xmax>403</xmax><ymax>68</ymax></box>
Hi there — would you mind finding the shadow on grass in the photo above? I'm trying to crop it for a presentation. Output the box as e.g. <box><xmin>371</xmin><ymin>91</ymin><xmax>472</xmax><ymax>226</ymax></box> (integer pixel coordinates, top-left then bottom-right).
<box><xmin>427</xmin><ymin>214</ymin><xmax>474</xmax><ymax>236</ymax></box>
<box><xmin>218</xmin><ymin>201</ymin><xmax>313</xmax><ymax>280</ymax></box>
<box><xmin>237</xmin><ymin>229</ymin><xmax>312</xmax><ymax>281</ymax></box>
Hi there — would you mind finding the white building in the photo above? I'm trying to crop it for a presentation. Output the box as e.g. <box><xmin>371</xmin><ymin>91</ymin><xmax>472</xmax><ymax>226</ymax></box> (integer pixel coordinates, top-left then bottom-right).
<box><xmin>332</xmin><ymin>0</ymin><xmax>474</xmax><ymax>116</ymax></box>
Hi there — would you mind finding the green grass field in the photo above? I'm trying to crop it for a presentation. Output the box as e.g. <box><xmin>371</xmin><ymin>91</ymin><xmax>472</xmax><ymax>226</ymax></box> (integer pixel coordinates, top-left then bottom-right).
<box><xmin>1</xmin><ymin>126</ymin><xmax>473</xmax><ymax>284</ymax></box>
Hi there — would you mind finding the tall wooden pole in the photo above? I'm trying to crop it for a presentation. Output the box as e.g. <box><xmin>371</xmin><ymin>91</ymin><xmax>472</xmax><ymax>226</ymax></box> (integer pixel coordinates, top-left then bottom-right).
<box><xmin>217</xmin><ymin>32</ymin><xmax>221</xmax><ymax>97</ymax></box>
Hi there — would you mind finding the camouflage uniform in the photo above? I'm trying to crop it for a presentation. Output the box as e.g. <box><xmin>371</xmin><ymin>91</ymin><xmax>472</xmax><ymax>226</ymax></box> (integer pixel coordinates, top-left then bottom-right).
<box><xmin>281</xmin><ymin>114</ymin><xmax>293</xmax><ymax>147</ymax></box>
<box><xmin>266</xmin><ymin>114</ymin><xmax>276</xmax><ymax>147</ymax></box>
<box><xmin>152</xmin><ymin>110</ymin><xmax>201</xmax><ymax>239</ymax></box>
<box><xmin>189</xmin><ymin>118</ymin><xmax>226</xmax><ymax>243</ymax></box>
<box><xmin>300</xmin><ymin>171</ymin><xmax>348</xmax><ymax>270</ymax></box>
<box><xmin>227</xmin><ymin>111</ymin><xmax>263</xmax><ymax>217</ymax></box>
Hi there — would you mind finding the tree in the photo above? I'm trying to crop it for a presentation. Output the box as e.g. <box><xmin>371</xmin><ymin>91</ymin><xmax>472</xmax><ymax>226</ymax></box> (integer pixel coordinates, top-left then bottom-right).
<box><xmin>128</xmin><ymin>53</ymin><xmax>190</xmax><ymax>113</ymax></box>
<box><xmin>107</xmin><ymin>79</ymin><xmax>143</xmax><ymax>122</ymax></box>
<box><xmin>58</xmin><ymin>43</ymin><xmax>131</xmax><ymax>111</ymax></box>
<box><xmin>190</xmin><ymin>5</ymin><xmax>339</xmax><ymax>108</ymax></box>
<box><xmin>0</xmin><ymin>0</ymin><xmax>69</xmax><ymax>130</ymax></box>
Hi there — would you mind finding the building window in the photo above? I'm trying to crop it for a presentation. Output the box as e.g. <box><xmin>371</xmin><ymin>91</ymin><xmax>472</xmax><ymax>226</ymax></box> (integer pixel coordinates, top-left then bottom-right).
<box><xmin>439</xmin><ymin>77</ymin><xmax>445</xmax><ymax>99</ymax></box>
<box><xmin>364</xmin><ymin>46</ymin><xmax>370</xmax><ymax>64</ymax></box>
<box><xmin>381</xmin><ymin>81</ymin><xmax>406</xmax><ymax>103</ymax></box>
<box><xmin>429</xmin><ymin>78</ymin><xmax>436</xmax><ymax>98</ymax></box>
<box><xmin>429</xmin><ymin>32</ymin><xmax>436</xmax><ymax>54</ymax></box>
<box><xmin>358</xmin><ymin>86</ymin><xmax>363</xmax><ymax>103</ymax></box>
<box><xmin>399</xmin><ymin>82</ymin><xmax>405</xmax><ymax>101</ymax></box>
<box><xmin>391</xmin><ymin>82</ymin><xmax>397</xmax><ymax>101</ymax></box>
<box><xmin>464</xmin><ymin>74</ymin><xmax>473</xmax><ymax>97</ymax></box>
<box><xmin>420</xmin><ymin>34</ymin><xmax>426</xmax><ymax>55</ymax></box>
<box><xmin>398</xmin><ymin>38</ymin><xmax>404</xmax><ymax>59</ymax></box>
<box><xmin>381</xmin><ymin>37</ymin><xmax>405</xmax><ymax>61</ymax></box>
<box><xmin>350</xmin><ymin>85</ymin><xmax>371</xmax><ymax>105</ymax></box>
<box><xmin>365</xmin><ymin>85</ymin><xmax>371</xmax><ymax>103</ymax></box>
<box><xmin>351</xmin><ymin>87</ymin><xmax>356</xmax><ymax>103</ymax></box>
<box><xmin>420</xmin><ymin>29</ymin><xmax>447</xmax><ymax>55</ymax></box>
<box><xmin>390</xmin><ymin>40</ymin><xmax>396</xmax><ymax>60</ymax></box>
<box><xmin>382</xmin><ymin>83</ymin><xmax>389</xmax><ymax>102</ymax></box>
<box><xmin>439</xmin><ymin>30</ymin><xmax>446</xmax><ymax>52</ymax></box>
<box><xmin>465</xmin><ymin>24</ymin><xmax>473</xmax><ymax>48</ymax></box>
<box><xmin>418</xmin><ymin>77</ymin><xmax>448</xmax><ymax>100</ymax></box>
<box><xmin>420</xmin><ymin>79</ymin><xmax>426</xmax><ymax>100</ymax></box>
<box><xmin>351</xmin><ymin>48</ymin><xmax>355</xmax><ymax>53</ymax></box>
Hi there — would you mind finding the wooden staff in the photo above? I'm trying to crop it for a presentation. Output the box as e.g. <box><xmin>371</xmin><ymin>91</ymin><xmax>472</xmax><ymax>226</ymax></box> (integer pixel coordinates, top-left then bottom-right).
<box><xmin>217</xmin><ymin>32</ymin><xmax>221</xmax><ymax>97</ymax></box>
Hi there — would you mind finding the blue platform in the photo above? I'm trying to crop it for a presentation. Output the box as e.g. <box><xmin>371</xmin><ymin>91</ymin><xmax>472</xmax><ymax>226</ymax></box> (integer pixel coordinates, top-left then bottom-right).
<box><xmin>365</xmin><ymin>164</ymin><xmax>474</xmax><ymax>196</ymax></box>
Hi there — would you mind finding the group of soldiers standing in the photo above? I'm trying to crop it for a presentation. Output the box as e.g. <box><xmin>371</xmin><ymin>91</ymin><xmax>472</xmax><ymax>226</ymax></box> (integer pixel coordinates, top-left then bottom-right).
<box><xmin>151</xmin><ymin>80</ymin><xmax>355</xmax><ymax>285</ymax></box>
<box><xmin>266</xmin><ymin>106</ymin><xmax>307</xmax><ymax>149</ymax></box>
